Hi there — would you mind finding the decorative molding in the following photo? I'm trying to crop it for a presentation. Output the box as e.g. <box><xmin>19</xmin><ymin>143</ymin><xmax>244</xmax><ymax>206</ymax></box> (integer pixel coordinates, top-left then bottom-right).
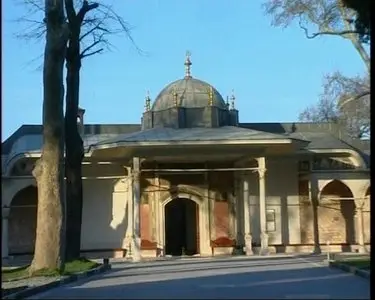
<box><xmin>312</xmin><ymin>157</ymin><xmax>356</xmax><ymax>171</ymax></box>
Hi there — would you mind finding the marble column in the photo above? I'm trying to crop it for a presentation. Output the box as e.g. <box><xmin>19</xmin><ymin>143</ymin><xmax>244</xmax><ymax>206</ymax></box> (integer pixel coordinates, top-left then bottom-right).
<box><xmin>154</xmin><ymin>173</ymin><xmax>163</xmax><ymax>256</ymax></box>
<box><xmin>131</xmin><ymin>157</ymin><xmax>141</xmax><ymax>261</ymax></box>
<box><xmin>2</xmin><ymin>206</ymin><xmax>10</xmax><ymax>260</ymax></box>
<box><xmin>126</xmin><ymin>167</ymin><xmax>134</xmax><ymax>256</ymax></box>
<box><xmin>354</xmin><ymin>198</ymin><xmax>366</xmax><ymax>253</ymax></box>
<box><xmin>205</xmin><ymin>171</ymin><xmax>215</xmax><ymax>242</ymax></box>
<box><xmin>309</xmin><ymin>176</ymin><xmax>321</xmax><ymax>254</ymax></box>
<box><xmin>258</xmin><ymin>157</ymin><xmax>269</xmax><ymax>255</ymax></box>
<box><xmin>243</xmin><ymin>174</ymin><xmax>253</xmax><ymax>255</ymax></box>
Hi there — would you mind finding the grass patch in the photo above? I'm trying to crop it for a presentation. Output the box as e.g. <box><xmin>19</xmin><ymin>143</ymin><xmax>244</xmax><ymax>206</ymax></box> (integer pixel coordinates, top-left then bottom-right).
<box><xmin>338</xmin><ymin>258</ymin><xmax>370</xmax><ymax>270</ymax></box>
<box><xmin>2</xmin><ymin>258</ymin><xmax>100</xmax><ymax>282</ymax></box>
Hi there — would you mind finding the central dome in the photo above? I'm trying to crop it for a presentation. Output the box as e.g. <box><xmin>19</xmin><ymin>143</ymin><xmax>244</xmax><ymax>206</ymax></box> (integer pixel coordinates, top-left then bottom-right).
<box><xmin>141</xmin><ymin>53</ymin><xmax>239</xmax><ymax>130</ymax></box>
<box><xmin>152</xmin><ymin>77</ymin><xmax>227</xmax><ymax>111</ymax></box>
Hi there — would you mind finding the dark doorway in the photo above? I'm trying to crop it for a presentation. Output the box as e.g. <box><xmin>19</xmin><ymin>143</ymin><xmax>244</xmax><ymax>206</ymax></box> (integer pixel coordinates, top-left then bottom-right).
<box><xmin>165</xmin><ymin>198</ymin><xmax>198</xmax><ymax>256</ymax></box>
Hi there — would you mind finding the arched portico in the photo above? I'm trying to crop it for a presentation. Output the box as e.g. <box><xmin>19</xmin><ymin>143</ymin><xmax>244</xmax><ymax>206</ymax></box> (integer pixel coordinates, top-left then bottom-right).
<box><xmin>2</xmin><ymin>178</ymin><xmax>37</xmax><ymax>208</ymax></box>
<box><xmin>158</xmin><ymin>192</ymin><xmax>211</xmax><ymax>256</ymax></box>
<box><xmin>9</xmin><ymin>186</ymin><xmax>38</xmax><ymax>255</ymax></box>
<box><xmin>319</xmin><ymin>180</ymin><xmax>356</xmax><ymax>246</ymax></box>
<box><xmin>2</xmin><ymin>183</ymin><xmax>38</xmax><ymax>259</ymax></box>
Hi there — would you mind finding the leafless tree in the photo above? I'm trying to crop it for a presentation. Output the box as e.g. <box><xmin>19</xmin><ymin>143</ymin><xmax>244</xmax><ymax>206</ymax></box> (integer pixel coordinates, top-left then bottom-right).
<box><xmin>262</xmin><ymin>0</ymin><xmax>370</xmax><ymax>70</ymax></box>
<box><xmin>64</xmin><ymin>0</ymin><xmax>138</xmax><ymax>261</ymax></box>
<box><xmin>299</xmin><ymin>71</ymin><xmax>370</xmax><ymax>138</ymax></box>
<box><xmin>29</xmin><ymin>0</ymin><xmax>68</xmax><ymax>274</ymax></box>
<box><xmin>16</xmin><ymin>0</ymin><xmax>139</xmax><ymax>261</ymax></box>
<box><xmin>263</xmin><ymin>0</ymin><xmax>370</xmax><ymax>138</ymax></box>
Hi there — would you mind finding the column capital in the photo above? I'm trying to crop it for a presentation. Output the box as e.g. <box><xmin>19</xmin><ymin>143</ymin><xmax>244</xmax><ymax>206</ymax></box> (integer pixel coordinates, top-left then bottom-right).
<box><xmin>258</xmin><ymin>168</ymin><xmax>267</xmax><ymax>179</ymax></box>
<box><xmin>354</xmin><ymin>198</ymin><xmax>365</xmax><ymax>209</ymax></box>
<box><xmin>2</xmin><ymin>206</ymin><xmax>10</xmax><ymax>219</ymax></box>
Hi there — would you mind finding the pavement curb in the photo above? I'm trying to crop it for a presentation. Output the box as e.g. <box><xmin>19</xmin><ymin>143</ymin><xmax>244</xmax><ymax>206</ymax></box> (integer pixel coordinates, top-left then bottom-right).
<box><xmin>3</xmin><ymin>263</ymin><xmax>112</xmax><ymax>299</ymax></box>
<box><xmin>329</xmin><ymin>261</ymin><xmax>370</xmax><ymax>280</ymax></box>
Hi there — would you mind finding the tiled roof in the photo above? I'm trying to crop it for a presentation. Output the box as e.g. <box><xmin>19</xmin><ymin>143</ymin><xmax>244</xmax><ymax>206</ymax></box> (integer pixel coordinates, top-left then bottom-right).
<box><xmin>2</xmin><ymin>122</ymin><xmax>370</xmax><ymax>169</ymax></box>
<box><xmin>91</xmin><ymin>126</ymin><xmax>303</xmax><ymax>149</ymax></box>
<box><xmin>287</xmin><ymin>132</ymin><xmax>352</xmax><ymax>150</ymax></box>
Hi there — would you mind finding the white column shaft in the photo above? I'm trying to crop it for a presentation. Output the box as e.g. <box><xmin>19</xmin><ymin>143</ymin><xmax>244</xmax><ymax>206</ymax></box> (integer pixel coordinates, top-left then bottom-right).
<box><xmin>258</xmin><ymin>157</ymin><xmax>269</xmax><ymax>254</ymax></box>
<box><xmin>132</xmin><ymin>157</ymin><xmax>141</xmax><ymax>261</ymax></box>
<box><xmin>127</xmin><ymin>168</ymin><xmax>134</xmax><ymax>240</ymax></box>
<box><xmin>243</xmin><ymin>174</ymin><xmax>253</xmax><ymax>255</ymax></box>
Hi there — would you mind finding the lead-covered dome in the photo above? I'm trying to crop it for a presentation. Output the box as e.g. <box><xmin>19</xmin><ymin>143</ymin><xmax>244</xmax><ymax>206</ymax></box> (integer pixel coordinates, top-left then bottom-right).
<box><xmin>152</xmin><ymin>77</ymin><xmax>227</xmax><ymax>111</ymax></box>
<box><xmin>141</xmin><ymin>52</ymin><xmax>239</xmax><ymax>130</ymax></box>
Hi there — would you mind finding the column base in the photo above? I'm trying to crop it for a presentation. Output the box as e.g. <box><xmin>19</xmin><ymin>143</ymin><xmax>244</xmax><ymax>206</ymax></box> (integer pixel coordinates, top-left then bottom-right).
<box><xmin>357</xmin><ymin>245</ymin><xmax>367</xmax><ymax>254</ymax></box>
<box><xmin>131</xmin><ymin>237</ymin><xmax>142</xmax><ymax>262</ymax></box>
<box><xmin>260</xmin><ymin>232</ymin><xmax>269</xmax><ymax>255</ymax></box>
<box><xmin>244</xmin><ymin>234</ymin><xmax>253</xmax><ymax>255</ymax></box>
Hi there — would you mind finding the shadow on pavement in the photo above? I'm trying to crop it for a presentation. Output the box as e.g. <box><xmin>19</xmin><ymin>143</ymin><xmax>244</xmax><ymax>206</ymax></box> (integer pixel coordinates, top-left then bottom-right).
<box><xmin>33</xmin><ymin>258</ymin><xmax>370</xmax><ymax>299</ymax></box>
<box><xmin>94</xmin><ymin>258</ymin><xmax>325</xmax><ymax>280</ymax></box>
<box><xmin>109</xmin><ymin>253</ymin><xmax>326</xmax><ymax>268</ymax></box>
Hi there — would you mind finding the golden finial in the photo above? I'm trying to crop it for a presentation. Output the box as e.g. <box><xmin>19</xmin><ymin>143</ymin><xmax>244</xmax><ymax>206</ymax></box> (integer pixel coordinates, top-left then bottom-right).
<box><xmin>184</xmin><ymin>50</ymin><xmax>192</xmax><ymax>78</ymax></box>
<box><xmin>173</xmin><ymin>88</ymin><xmax>179</xmax><ymax>107</ymax></box>
<box><xmin>230</xmin><ymin>89</ymin><xmax>235</xmax><ymax>110</ymax></box>
<box><xmin>208</xmin><ymin>86</ymin><xmax>213</xmax><ymax>106</ymax></box>
<box><xmin>144</xmin><ymin>90</ymin><xmax>151</xmax><ymax>112</ymax></box>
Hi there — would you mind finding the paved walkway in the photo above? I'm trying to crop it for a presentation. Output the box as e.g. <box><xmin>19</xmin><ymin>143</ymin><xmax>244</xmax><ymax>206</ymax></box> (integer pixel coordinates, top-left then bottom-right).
<box><xmin>29</xmin><ymin>254</ymin><xmax>370</xmax><ymax>299</ymax></box>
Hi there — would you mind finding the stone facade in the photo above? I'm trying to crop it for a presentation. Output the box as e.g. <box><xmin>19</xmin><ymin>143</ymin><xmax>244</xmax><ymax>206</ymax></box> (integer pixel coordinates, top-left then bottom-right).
<box><xmin>1</xmin><ymin>55</ymin><xmax>371</xmax><ymax>258</ymax></box>
<box><xmin>3</xmin><ymin>156</ymin><xmax>370</xmax><ymax>258</ymax></box>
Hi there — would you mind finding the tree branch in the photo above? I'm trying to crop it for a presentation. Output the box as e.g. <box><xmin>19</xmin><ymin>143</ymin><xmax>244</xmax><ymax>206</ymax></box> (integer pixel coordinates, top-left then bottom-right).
<box><xmin>298</xmin><ymin>19</ymin><xmax>359</xmax><ymax>39</ymax></box>
<box><xmin>338</xmin><ymin>90</ymin><xmax>370</xmax><ymax>108</ymax></box>
<box><xmin>337</xmin><ymin>1</ymin><xmax>370</xmax><ymax>71</ymax></box>
<box><xmin>80</xmin><ymin>24</ymin><xmax>109</xmax><ymax>42</ymax></box>
<box><xmin>80</xmin><ymin>39</ymin><xmax>101</xmax><ymax>57</ymax></box>
<box><xmin>80</xmin><ymin>48</ymin><xmax>103</xmax><ymax>59</ymax></box>
<box><xmin>64</xmin><ymin>0</ymin><xmax>76</xmax><ymax>23</ymax></box>
<box><xmin>77</xmin><ymin>0</ymin><xmax>99</xmax><ymax>25</ymax></box>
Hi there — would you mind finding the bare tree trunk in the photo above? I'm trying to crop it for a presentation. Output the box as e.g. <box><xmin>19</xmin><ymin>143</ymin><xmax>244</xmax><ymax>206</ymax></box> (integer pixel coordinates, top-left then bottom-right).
<box><xmin>64</xmin><ymin>34</ymin><xmax>84</xmax><ymax>261</ymax></box>
<box><xmin>29</xmin><ymin>0</ymin><xmax>68</xmax><ymax>274</ymax></box>
<box><xmin>63</xmin><ymin>0</ymin><xmax>99</xmax><ymax>261</ymax></box>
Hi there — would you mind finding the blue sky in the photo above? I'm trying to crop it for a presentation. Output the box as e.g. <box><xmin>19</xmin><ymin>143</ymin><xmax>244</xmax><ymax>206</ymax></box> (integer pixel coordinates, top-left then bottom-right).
<box><xmin>2</xmin><ymin>0</ymin><xmax>367</xmax><ymax>140</ymax></box>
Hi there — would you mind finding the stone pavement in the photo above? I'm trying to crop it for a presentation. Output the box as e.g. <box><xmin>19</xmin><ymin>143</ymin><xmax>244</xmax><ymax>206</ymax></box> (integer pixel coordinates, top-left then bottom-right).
<box><xmin>29</xmin><ymin>254</ymin><xmax>370</xmax><ymax>299</ymax></box>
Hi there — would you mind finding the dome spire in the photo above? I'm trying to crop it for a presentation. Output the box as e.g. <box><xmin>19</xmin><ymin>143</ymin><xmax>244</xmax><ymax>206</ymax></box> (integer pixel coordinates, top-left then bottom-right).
<box><xmin>144</xmin><ymin>90</ymin><xmax>151</xmax><ymax>112</ymax></box>
<box><xmin>184</xmin><ymin>50</ymin><xmax>192</xmax><ymax>78</ymax></box>
<box><xmin>230</xmin><ymin>89</ymin><xmax>236</xmax><ymax>110</ymax></box>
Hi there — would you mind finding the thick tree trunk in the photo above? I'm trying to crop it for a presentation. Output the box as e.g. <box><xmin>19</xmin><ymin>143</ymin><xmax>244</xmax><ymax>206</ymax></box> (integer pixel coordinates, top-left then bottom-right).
<box><xmin>64</xmin><ymin>34</ymin><xmax>84</xmax><ymax>261</ymax></box>
<box><xmin>29</xmin><ymin>0</ymin><xmax>68</xmax><ymax>274</ymax></box>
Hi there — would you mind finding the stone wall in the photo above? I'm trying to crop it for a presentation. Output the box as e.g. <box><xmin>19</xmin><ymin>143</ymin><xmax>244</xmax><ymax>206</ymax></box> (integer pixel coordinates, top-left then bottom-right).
<box><xmin>81</xmin><ymin>178</ymin><xmax>129</xmax><ymax>250</ymax></box>
<box><xmin>209</xmin><ymin>170</ymin><xmax>234</xmax><ymax>240</ymax></box>
<box><xmin>298</xmin><ymin>179</ymin><xmax>357</xmax><ymax>245</ymax></box>
<box><xmin>140</xmin><ymin>164</ymin><xmax>236</xmax><ymax>248</ymax></box>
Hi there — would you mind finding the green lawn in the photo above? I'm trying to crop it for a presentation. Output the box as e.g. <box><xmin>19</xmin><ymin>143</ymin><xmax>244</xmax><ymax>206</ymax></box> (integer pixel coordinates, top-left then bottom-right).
<box><xmin>338</xmin><ymin>257</ymin><xmax>371</xmax><ymax>270</ymax></box>
<box><xmin>2</xmin><ymin>258</ymin><xmax>99</xmax><ymax>282</ymax></box>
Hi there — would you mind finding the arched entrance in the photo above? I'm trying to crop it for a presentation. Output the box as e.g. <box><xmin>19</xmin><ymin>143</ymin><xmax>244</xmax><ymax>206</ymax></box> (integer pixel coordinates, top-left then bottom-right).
<box><xmin>9</xmin><ymin>185</ymin><xmax>38</xmax><ymax>254</ymax></box>
<box><xmin>164</xmin><ymin>198</ymin><xmax>199</xmax><ymax>256</ymax></box>
<box><xmin>320</xmin><ymin>180</ymin><xmax>355</xmax><ymax>245</ymax></box>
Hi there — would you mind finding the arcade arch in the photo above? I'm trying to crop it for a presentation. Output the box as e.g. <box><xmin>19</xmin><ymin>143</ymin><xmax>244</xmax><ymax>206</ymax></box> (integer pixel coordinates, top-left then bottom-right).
<box><xmin>319</xmin><ymin>180</ymin><xmax>355</xmax><ymax>245</ymax></box>
<box><xmin>9</xmin><ymin>185</ymin><xmax>38</xmax><ymax>254</ymax></box>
